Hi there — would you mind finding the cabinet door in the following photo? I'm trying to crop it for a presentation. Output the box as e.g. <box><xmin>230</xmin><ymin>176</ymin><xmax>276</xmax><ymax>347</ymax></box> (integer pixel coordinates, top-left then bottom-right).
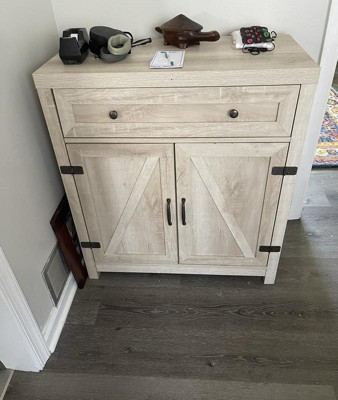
<box><xmin>176</xmin><ymin>143</ymin><xmax>289</xmax><ymax>267</ymax></box>
<box><xmin>67</xmin><ymin>144</ymin><xmax>178</xmax><ymax>266</ymax></box>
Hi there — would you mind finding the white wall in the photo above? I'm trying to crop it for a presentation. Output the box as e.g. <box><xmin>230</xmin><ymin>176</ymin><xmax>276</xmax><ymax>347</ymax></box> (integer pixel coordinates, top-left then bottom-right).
<box><xmin>0</xmin><ymin>248</ymin><xmax>50</xmax><ymax>371</ymax></box>
<box><xmin>290</xmin><ymin>0</ymin><xmax>338</xmax><ymax>218</ymax></box>
<box><xmin>0</xmin><ymin>1</ymin><xmax>64</xmax><ymax>328</ymax></box>
<box><xmin>52</xmin><ymin>0</ymin><xmax>330</xmax><ymax>62</ymax></box>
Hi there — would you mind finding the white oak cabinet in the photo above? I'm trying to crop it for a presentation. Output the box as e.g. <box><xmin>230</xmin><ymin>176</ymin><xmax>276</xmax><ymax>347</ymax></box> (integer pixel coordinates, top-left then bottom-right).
<box><xmin>33</xmin><ymin>35</ymin><xmax>319</xmax><ymax>283</ymax></box>
<box><xmin>67</xmin><ymin>143</ymin><xmax>178</xmax><ymax>265</ymax></box>
<box><xmin>175</xmin><ymin>142</ymin><xmax>288</xmax><ymax>267</ymax></box>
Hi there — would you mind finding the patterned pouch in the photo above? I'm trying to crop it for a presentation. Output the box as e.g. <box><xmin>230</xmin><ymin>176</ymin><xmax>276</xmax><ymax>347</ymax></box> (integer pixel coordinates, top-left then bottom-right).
<box><xmin>240</xmin><ymin>26</ymin><xmax>276</xmax><ymax>44</ymax></box>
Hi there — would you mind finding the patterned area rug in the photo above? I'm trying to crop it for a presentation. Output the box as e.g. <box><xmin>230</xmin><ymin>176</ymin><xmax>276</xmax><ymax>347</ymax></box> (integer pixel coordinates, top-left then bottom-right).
<box><xmin>313</xmin><ymin>87</ymin><xmax>338</xmax><ymax>167</ymax></box>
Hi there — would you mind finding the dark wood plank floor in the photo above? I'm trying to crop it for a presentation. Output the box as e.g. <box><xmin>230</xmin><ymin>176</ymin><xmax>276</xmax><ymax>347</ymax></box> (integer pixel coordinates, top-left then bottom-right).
<box><xmin>5</xmin><ymin>169</ymin><xmax>338</xmax><ymax>400</ymax></box>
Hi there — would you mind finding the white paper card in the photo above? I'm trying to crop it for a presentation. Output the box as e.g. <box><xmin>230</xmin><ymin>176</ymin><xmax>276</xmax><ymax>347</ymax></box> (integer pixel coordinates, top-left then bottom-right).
<box><xmin>150</xmin><ymin>51</ymin><xmax>185</xmax><ymax>69</ymax></box>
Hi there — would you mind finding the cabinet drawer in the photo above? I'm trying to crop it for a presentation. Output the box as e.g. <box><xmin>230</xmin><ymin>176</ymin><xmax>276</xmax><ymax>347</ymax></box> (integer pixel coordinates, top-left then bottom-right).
<box><xmin>54</xmin><ymin>86</ymin><xmax>299</xmax><ymax>138</ymax></box>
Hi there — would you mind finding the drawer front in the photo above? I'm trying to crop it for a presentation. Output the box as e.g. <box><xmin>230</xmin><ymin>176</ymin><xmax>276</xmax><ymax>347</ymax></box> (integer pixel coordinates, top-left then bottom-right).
<box><xmin>54</xmin><ymin>86</ymin><xmax>299</xmax><ymax>138</ymax></box>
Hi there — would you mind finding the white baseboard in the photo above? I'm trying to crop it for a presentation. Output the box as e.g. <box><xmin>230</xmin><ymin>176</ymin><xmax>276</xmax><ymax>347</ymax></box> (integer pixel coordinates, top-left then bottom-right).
<box><xmin>0</xmin><ymin>248</ymin><xmax>50</xmax><ymax>372</ymax></box>
<box><xmin>0</xmin><ymin>247</ymin><xmax>77</xmax><ymax>371</ymax></box>
<box><xmin>42</xmin><ymin>273</ymin><xmax>77</xmax><ymax>352</ymax></box>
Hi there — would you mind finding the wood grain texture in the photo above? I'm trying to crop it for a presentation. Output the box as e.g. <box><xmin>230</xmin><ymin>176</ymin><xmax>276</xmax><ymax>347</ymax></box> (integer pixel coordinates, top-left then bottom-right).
<box><xmin>67</xmin><ymin>144</ymin><xmax>178</xmax><ymax>265</ymax></box>
<box><xmin>33</xmin><ymin>35</ymin><xmax>319</xmax><ymax>89</ymax></box>
<box><xmin>303</xmin><ymin>169</ymin><xmax>338</xmax><ymax>207</ymax></box>
<box><xmin>64</xmin><ymin>137</ymin><xmax>291</xmax><ymax>144</ymax></box>
<box><xmin>4</xmin><ymin>373</ymin><xmax>336</xmax><ymax>400</ymax></box>
<box><xmin>33</xmin><ymin>35</ymin><xmax>318</xmax><ymax>283</ymax></box>
<box><xmin>5</xmin><ymin>172</ymin><xmax>338</xmax><ymax>399</ymax></box>
<box><xmin>191</xmin><ymin>156</ymin><xmax>255</xmax><ymax>258</ymax></box>
<box><xmin>175</xmin><ymin>143</ymin><xmax>288</xmax><ymax>267</ymax></box>
<box><xmin>54</xmin><ymin>85</ymin><xmax>298</xmax><ymax>138</ymax></box>
<box><xmin>74</xmin><ymin>102</ymin><xmax>278</xmax><ymax>123</ymax></box>
<box><xmin>264</xmin><ymin>84</ymin><xmax>317</xmax><ymax>284</ymax></box>
<box><xmin>36</xmin><ymin>89</ymin><xmax>98</xmax><ymax>279</ymax></box>
<box><xmin>96</xmin><ymin>263</ymin><xmax>266</xmax><ymax>276</ymax></box>
<box><xmin>59</xmin><ymin>121</ymin><xmax>291</xmax><ymax>139</ymax></box>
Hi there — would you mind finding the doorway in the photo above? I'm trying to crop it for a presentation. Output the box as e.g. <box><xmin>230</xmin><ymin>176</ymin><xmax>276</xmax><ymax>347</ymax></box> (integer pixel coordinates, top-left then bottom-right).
<box><xmin>312</xmin><ymin>64</ymin><xmax>338</xmax><ymax>168</ymax></box>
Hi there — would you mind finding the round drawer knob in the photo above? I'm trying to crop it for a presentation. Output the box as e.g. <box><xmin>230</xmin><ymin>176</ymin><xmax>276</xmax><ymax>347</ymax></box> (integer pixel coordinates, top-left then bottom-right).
<box><xmin>109</xmin><ymin>110</ymin><xmax>118</xmax><ymax>120</ymax></box>
<box><xmin>229</xmin><ymin>109</ymin><xmax>239</xmax><ymax>119</ymax></box>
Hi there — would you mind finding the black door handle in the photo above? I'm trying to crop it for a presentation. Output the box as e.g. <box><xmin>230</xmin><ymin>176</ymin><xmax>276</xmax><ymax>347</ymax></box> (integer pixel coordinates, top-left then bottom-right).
<box><xmin>182</xmin><ymin>198</ymin><xmax>186</xmax><ymax>225</ymax></box>
<box><xmin>166</xmin><ymin>198</ymin><xmax>172</xmax><ymax>226</ymax></box>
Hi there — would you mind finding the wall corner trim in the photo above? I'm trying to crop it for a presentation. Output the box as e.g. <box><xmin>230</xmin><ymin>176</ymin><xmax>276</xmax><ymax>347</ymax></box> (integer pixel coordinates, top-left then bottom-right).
<box><xmin>42</xmin><ymin>273</ymin><xmax>77</xmax><ymax>352</ymax></box>
<box><xmin>289</xmin><ymin>0</ymin><xmax>338</xmax><ymax>219</ymax></box>
<box><xmin>0</xmin><ymin>248</ymin><xmax>50</xmax><ymax>372</ymax></box>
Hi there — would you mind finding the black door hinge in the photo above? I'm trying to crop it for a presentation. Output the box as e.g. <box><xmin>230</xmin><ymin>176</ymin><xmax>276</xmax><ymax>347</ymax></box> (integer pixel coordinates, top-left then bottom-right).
<box><xmin>81</xmin><ymin>242</ymin><xmax>101</xmax><ymax>249</ymax></box>
<box><xmin>272</xmin><ymin>166</ymin><xmax>298</xmax><ymax>176</ymax></box>
<box><xmin>259</xmin><ymin>245</ymin><xmax>281</xmax><ymax>253</ymax></box>
<box><xmin>60</xmin><ymin>166</ymin><xmax>84</xmax><ymax>175</ymax></box>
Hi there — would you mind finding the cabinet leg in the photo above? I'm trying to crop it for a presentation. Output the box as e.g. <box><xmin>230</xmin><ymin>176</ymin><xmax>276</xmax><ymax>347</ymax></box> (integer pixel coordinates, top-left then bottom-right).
<box><xmin>264</xmin><ymin>275</ymin><xmax>276</xmax><ymax>284</ymax></box>
<box><xmin>81</xmin><ymin>249</ymin><xmax>100</xmax><ymax>279</ymax></box>
<box><xmin>264</xmin><ymin>252</ymin><xmax>281</xmax><ymax>284</ymax></box>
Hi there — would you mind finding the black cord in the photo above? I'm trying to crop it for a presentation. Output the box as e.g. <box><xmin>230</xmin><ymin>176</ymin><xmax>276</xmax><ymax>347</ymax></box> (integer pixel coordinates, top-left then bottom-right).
<box><xmin>242</xmin><ymin>46</ymin><xmax>261</xmax><ymax>55</ymax></box>
<box><xmin>131</xmin><ymin>38</ymin><xmax>152</xmax><ymax>47</ymax></box>
<box><xmin>242</xmin><ymin>40</ymin><xmax>275</xmax><ymax>55</ymax></box>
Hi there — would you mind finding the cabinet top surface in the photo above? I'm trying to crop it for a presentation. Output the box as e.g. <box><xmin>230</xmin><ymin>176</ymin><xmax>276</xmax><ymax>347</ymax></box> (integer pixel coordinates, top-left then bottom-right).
<box><xmin>33</xmin><ymin>35</ymin><xmax>319</xmax><ymax>88</ymax></box>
